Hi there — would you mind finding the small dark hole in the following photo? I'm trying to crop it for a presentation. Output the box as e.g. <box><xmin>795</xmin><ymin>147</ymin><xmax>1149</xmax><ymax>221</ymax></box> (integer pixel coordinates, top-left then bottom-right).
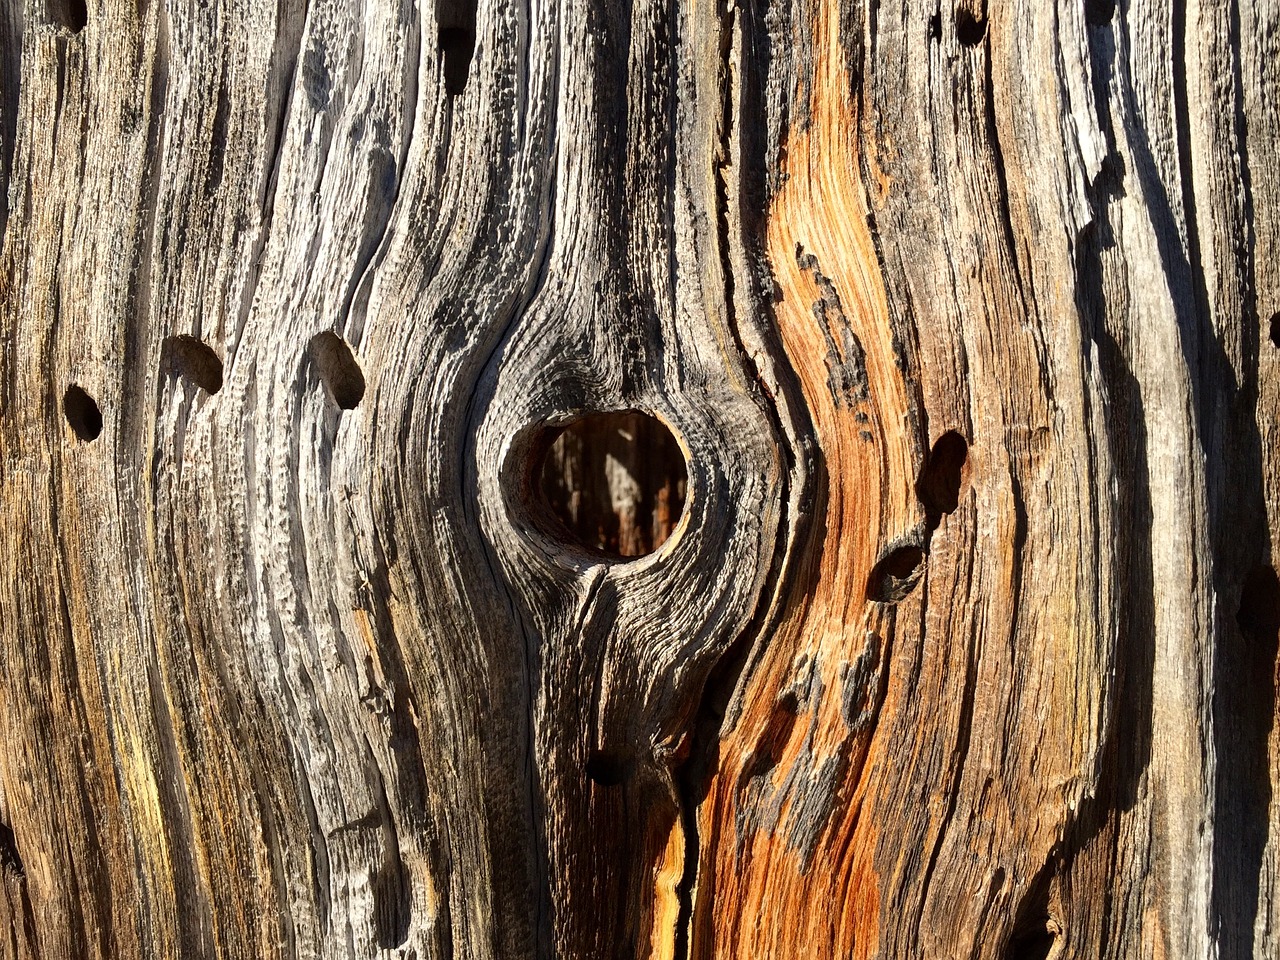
<box><xmin>0</xmin><ymin>823</ymin><xmax>23</xmax><ymax>877</ymax></box>
<box><xmin>916</xmin><ymin>430</ymin><xmax>969</xmax><ymax>529</ymax></box>
<box><xmin>956</xmin><ymin>7</ymin><xmax>987</xmax><ymax>45</ymax></box>
<box><xmin>309</xmin><ymin>332</ymin><xmax>366</xmax><ymax>410</ymax></box>
<box><xmin>537</xmin><ymin>411</ymin><xmax>687</xmax><ymax>559</ymax></box>
<box><xmin>585</xmin><ymin>750</ymin><xmax>631</xmax><ymax>787</ymax></box>
<box><xmin>1008</xmin><ymin>921</ymin><xmax>1060</xmax><ymax>960</ymax></box>
<box><xmin>46</xmin><ymin>0</ymin><xmax>87</xmax><ymax>32</ymax></box>
<box><xmin>63</xmin><ymin>385</ymin><xmax>103</xmax><ymax>441</ymax></box>
<box><xmin>440</xmin><ymin>28</ymin><xmax>476</xmax><ymax>96</ymax></box>
<box><xmin>163</xmin><ymin>335</ymin><xmax>224</xmax><ymax>394</ymax></box>
<box><xmin>1268</xmin><ymin>311</ymin><xmax>1279</xmax><ymax>349</ymax></box>
<box><xmin>866</xmin><ymin>544</ymin><xmax>926</xmax><ymax>603</ymax></box>
<box><xmin>1085</xmin><ymin>0</ymin><xmax>1115</xmax><ymax>25</ymax></box>
<box><xmin>927</xmin><ymin>12</ymin><xmax>942</xmax><ymax>39</ymax></box>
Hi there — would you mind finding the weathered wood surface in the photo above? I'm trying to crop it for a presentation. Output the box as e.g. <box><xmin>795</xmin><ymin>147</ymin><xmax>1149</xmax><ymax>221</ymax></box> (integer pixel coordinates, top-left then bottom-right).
<box><xmin>0</xmin><ymin>0</ymin><xmax>1277</xmax><ymax>957</ymax></box>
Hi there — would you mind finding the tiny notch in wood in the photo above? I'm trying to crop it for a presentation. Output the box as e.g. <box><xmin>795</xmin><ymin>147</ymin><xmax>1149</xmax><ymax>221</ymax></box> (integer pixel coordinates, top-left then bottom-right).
<box><xmin>162</xmin><ymin>335</ymin><xmax>224</xmax><ymax>395</ymax></box>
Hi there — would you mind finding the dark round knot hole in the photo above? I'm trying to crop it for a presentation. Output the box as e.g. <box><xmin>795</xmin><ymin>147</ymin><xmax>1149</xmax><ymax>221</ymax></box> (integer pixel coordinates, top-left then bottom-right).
<box><xmin>916</xmin><ymin>430</ymin><xmax>970</xmax><ymax>530</ymax></box>
<box><xmin>535</xmin><ymin>411</ymin><xmax>687</xmax><ymax>559</ymax></box>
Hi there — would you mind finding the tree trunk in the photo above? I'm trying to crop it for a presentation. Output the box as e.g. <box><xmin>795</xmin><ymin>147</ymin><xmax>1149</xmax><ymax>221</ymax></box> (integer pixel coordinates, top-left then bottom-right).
<box><xmin>0</xmin><ymin>0</ymin><xmax>1277</xmax><ymax>956</ymax></box>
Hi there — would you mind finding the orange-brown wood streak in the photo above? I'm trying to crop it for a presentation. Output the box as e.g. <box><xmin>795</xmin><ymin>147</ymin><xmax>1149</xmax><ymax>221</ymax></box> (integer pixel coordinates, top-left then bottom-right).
<box><xmin>645</xmin><ymin>813</ymin><xmax>685</xmax><ymax>960</ymax></box>
<box><xmin>694</xmin><ymin>0</ymin><xmax>917</xmax><ymax>955</ymax></box>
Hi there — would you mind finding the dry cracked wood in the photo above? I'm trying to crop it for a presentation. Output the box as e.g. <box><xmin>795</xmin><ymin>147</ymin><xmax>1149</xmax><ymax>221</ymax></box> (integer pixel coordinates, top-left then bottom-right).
<box><xmin>0</xmin><ymin>0</ymin><xmax>1277</xmax><ymax>957</ymax></box>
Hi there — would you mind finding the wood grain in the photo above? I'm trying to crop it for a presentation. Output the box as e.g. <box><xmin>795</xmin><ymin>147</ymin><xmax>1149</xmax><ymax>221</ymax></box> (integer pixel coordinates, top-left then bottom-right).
<box><xmin>0</xmin><ymin>0</ymin><xmax>1276</xmax><ymax>957</ymax></box>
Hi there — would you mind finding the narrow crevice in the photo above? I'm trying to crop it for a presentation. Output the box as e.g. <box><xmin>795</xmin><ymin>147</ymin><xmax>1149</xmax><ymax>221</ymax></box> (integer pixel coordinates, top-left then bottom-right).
<box><xmin>163</xmin><ymin>335</ymin><xmax>224</xmax><ymax>394</ymax></box>
<box><xmin>370</xmin><ymin>763</ymin><xmax>412</xmax><ymax>950</ymax></box>
<box><xmin>0</xmin><ymin>0</ymin><xmax>23</xmax><ymax>245</ymax></box>
<box><xmin>63</xmin><ymin>385</ymin><xmax>103</xmax><ymax>441</ymax></box>
<box><xmin>204</xmin><ymin>79</ymin><xmax>232</xmax><ymax>196</ymax></box>
<box><xmin>118</xmin><ymin>0</ymin><xmax>171</xmax><ymax>455</ymax></box>
<box><xmin>337</xmin><ymin>8</ymin><xmax>421</xmax><ymax>348</ymax></box>
<box><xmin>672</xmin><ymin>4</ymin><xmax>751</xmax><ymax>956</ymax></box>
<box><xmin>666</xmin><ymin>0</ymin><xmax>829</xmax><ymax>951</ymax></box>
<box><xmin>914</xmin><ymin>612</ymin><xmax>979</xmax><ymax>926</ymax></box>
<box><xmin>308</xmin><ymin>332</ymin><xmax>366</xmax><ymax>410</ymax></box>
<box><xmin>45</xmin><ymin>0</ymin><xmax>86</xmax><ymax>32</ymax></box>
<box><xmin>371</xmin><ymin>841</ymin><xmax>412</xmax><ymax>949</ymax></box>
<box><xmin>1268</xmin><ymin>311</ymin><xmax>1279</xmax><ymax>349</ymax></box>
<box><xmin>436</xmin><ymin>0</ymin><xmax>477</xmax><ymax>96</ymax></box>
<box><xmin>235</xmin><ymin>22</ymin><xmax>302</xmax><ymax>348</ymax></box>
<box><xmin>439</xmin><ymin>28</ymin><xmax>475</xmax><ymax>96</ymax></box>
<box><xmin>258</xmin><ymin>60</ymin><xmax>296</xmax><ymax>219</ymax></box>
<box><xmin>672</xmin><ymin>676</ymin><xmax>725</xmax><ymax>960</ymax></box>
<box><xmin>979</xmin><ymin>27</ymin><xmax>1030</xmax><ymax>313</ymax></box>
<box><xmin>1007</xmin><ymin>921</ymin><xmax>1062</xmax><ymax>960</ymax></box>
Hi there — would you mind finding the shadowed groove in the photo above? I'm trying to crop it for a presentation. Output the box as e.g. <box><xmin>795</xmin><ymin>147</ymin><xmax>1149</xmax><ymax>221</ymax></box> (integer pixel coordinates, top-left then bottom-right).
<box><xmin>436</xmin><ymin>0</ymin><xmax>477</xmax><ymax>95</ymax></box>
<box><xmin>955</xmin><ymin>5</ymin><xmax>986</xmax><ymax>46</ymax></box>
